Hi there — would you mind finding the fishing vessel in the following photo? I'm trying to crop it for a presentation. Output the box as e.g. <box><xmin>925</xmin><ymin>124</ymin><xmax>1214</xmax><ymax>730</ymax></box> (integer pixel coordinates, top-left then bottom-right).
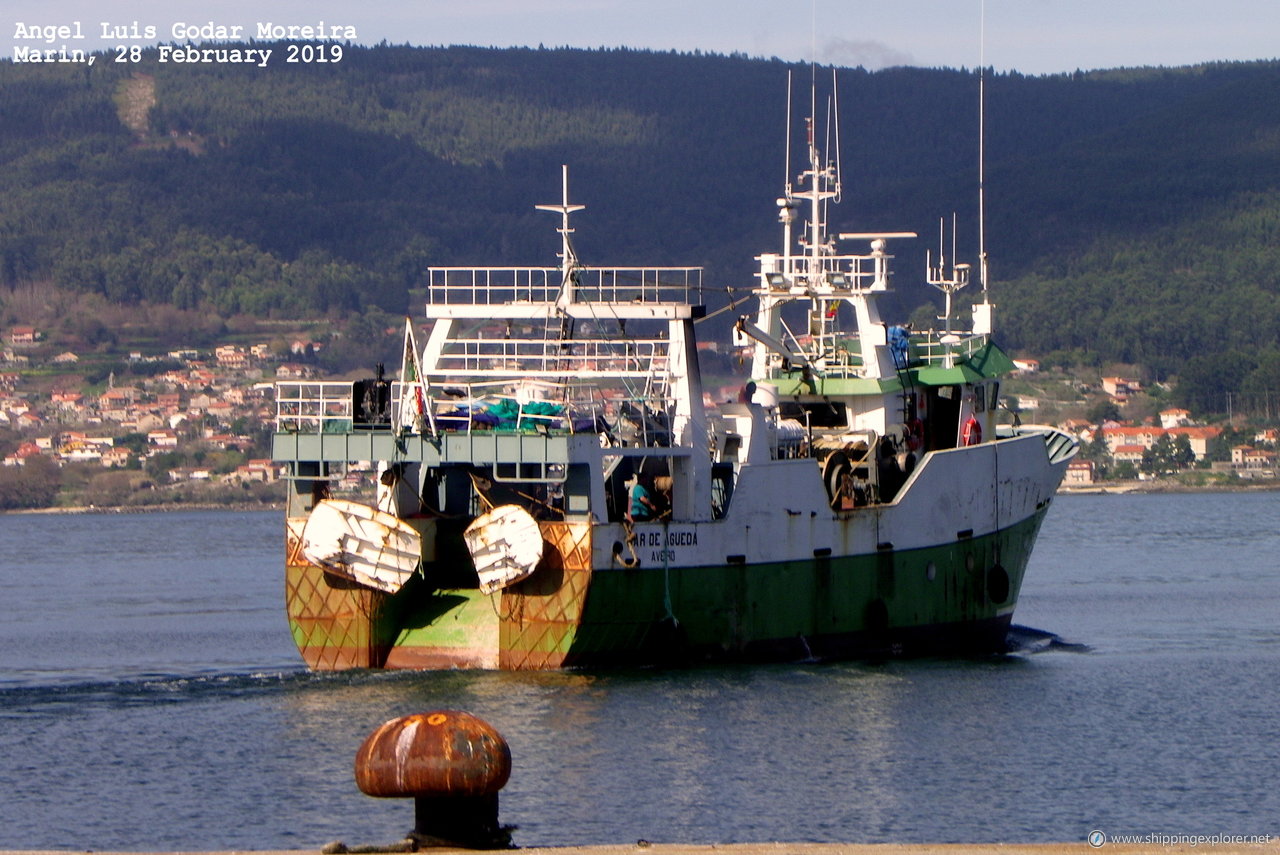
<box><xmin>272</xmin><ymin>85</ymin><xmax>1076</xmax><ymax>671</ymax></box>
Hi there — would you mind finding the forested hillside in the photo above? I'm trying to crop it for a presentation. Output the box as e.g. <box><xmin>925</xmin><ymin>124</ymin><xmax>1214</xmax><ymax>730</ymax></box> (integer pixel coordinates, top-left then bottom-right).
<box><xmin>3</xmin><ymin>45</ymin><xmax>1280</xmax><ymax>409</ymax></box>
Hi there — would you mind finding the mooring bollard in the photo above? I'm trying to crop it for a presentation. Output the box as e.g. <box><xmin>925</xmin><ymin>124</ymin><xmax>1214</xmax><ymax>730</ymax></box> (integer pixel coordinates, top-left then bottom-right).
<box><xmin>355</xmin><ymin>710</ymin><xmax>513</xmax><ymax>849</ymax></box>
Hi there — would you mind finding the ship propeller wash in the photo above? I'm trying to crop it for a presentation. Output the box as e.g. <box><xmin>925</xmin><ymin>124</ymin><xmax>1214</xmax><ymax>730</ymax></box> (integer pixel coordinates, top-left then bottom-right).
<box><xmin>272</xmin><ymin>82</ymin><xmax>1077</xmax><ymax>671</ymax></box>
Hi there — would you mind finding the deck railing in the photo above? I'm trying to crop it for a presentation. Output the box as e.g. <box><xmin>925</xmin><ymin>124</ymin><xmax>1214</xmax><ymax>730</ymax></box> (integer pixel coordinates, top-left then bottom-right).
<box><xmin>911</xmin><ymin>332</ymin><xmax>991</xmax><ymax>365</ymax></box>
<box><xmin>275</xmin><ymin>381</ymin><xmax>356</xmax><ymax>433</ymax></box>
<box><xmin>276</xmin><ymin>379</ymin><xmax>676</xmax><ymax>447</ymax></box>
<box><xmin>428</xmin><ymin>266</ymin><xmax>702</xmax><ymax>306</ymax></box>
<box><xmin>432</xmin><ymin>336</ymin><xmax>667</xmax><ymax>378</ymax></box>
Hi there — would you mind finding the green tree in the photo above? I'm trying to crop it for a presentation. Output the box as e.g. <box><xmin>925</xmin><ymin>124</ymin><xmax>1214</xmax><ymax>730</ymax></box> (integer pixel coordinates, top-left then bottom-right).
<box><xmin>1112</xmin><ymin>460</ymin><xmax>1139</xmax><ymax>480</ymax></box>
<box><xmin>1171</xmin><ymin>433</ymin><xmax>1195</xmax><ymax>469</ymax></box>
<box><xmin>1086</xmin><ymin>398</ymin><xmax>1121</xmax><ymax>424</ymax></box>
<box><xmin>0</xmin><ymin>455</ymin><xmax>62</xmax><ymax>509</ymax></box>
<box><xmin>1141</xmin><ymin>434</ymin><xmax>1181</xmax><ymax>476</ymax></box>
<box><xmin>1175</xmin><ymin>351</ymin><xmax>1256</xmax><ymax>416</ymax></box>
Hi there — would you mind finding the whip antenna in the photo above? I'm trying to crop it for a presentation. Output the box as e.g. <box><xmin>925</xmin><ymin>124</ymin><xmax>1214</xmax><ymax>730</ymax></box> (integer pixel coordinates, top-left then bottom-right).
<box><xmin>784</xmin><ymin>70</ymin><xmax>793</xmax><ymax>197</ymax></box>
<box><xmin>978</xmin><ymin>0</ymin><xmax>988</xmax><ymax>295</ymax></box>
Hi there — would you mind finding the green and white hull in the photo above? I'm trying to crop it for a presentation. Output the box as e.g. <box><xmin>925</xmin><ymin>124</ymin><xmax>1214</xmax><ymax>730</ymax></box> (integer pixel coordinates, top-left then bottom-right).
<box><xmin>279</xmin><ymin>430</ymin><xmax>1070</xmax><ymax>670</ymax></box>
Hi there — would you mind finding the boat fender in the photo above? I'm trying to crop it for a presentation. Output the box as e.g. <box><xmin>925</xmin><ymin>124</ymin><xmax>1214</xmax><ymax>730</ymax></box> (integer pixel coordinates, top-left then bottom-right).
<box><xmin>961</xmin><ymin>415</ymin><xmax>982</xmax><ymax>446</ymax></box>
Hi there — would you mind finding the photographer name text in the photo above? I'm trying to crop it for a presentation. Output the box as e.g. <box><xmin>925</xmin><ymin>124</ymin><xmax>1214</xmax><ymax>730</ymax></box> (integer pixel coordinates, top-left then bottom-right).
<box><xmin>12</xmin><ymin>20</ymin><xmax>355</xmax><ymax>66</ymax></box>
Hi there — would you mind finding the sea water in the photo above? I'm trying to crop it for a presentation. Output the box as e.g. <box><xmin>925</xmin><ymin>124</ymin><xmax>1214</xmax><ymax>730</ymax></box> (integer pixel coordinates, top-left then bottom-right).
<box><xmin>0</xmin><ymin>494</ymin><xmax>1277</xmax><ymax>850</ymax></box>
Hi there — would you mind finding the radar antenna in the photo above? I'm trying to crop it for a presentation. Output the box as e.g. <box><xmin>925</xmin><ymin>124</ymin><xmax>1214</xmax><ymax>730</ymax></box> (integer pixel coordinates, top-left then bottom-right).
<box><xmin>926</xmin><ymin>213</ymin><xmax>970</xmax><ymax>335</ymax></box>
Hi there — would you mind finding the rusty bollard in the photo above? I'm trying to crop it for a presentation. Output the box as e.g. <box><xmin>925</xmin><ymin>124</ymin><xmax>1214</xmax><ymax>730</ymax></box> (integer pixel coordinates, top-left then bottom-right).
<box><xmin>355</xmin><ymin>711</ymin><xmax>513</xmax><ymax>850</ymax></box>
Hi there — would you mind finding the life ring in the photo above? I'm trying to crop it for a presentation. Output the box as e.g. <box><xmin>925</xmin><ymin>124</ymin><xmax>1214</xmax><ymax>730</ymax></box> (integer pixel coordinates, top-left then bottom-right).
<box><xmin>961</xmin><ymin>415</ymin><xmax>982</xmax><ymax>446</ymax></box>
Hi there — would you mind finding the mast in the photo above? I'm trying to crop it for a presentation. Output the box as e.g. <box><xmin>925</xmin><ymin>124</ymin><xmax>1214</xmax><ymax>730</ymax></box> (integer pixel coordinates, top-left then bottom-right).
<box><xmin>746</xmin><ymin>70</ymin><xmax>912</xmax><ymax>386</ymax></box>
<box><xmin>972</xmin><ymin>0</ymin><xmax>994</xmax><ymax>336</ymax></box>
<box><xmin>535</xmin><ymin>164</ymin><xmax>585</xmax><ymax>311</ymax></box>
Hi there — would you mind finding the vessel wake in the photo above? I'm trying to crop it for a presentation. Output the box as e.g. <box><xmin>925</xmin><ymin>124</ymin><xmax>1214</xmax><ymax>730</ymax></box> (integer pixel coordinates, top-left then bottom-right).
<box><xmin>1005</xmin><ymin>624</ymin><xmax>1091</xmax><ymax>655</ymax></box>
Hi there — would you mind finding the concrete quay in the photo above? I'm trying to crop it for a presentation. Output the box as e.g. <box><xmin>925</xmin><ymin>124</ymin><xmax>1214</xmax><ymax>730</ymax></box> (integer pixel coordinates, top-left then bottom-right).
<box><xmin>5</xmin><ymin>842</ymin><xmax>1280</xmax><ymax>855</ymax></box>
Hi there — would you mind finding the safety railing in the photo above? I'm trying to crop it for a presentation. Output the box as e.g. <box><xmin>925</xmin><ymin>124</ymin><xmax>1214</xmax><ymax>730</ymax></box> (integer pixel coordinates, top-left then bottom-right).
<box><xmin>276</xmin><ymin>379</ymin><xmax>676</xmax><ymax>447</ymax></box>
<box><xmin>428</xmin><ymin>266</ymin><xmax>702</xmax><ymax>306</ymax></box>
<box><xmin>275</xmin><ymin>382</ymin><xmax>355</xmax><ymax>433</ymax></box>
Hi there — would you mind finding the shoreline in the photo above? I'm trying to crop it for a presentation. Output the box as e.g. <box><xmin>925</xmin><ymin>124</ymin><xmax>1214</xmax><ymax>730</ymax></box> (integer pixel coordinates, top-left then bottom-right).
<box><xmin>1058</xmin><ymin>479</ymin><xmax>1280</xmax><ymax>495</ymax></box>
<box><xmin>3</xmin><ymin>501</ymin><xmax>282</xmax><ymax>515</ymax></box>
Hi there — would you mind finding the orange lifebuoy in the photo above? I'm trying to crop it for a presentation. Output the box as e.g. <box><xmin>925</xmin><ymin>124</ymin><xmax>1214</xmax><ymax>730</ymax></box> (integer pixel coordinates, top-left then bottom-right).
<box><xmin>961</xmin><ymin>415</ymin><xmax>982</xmax><ymax>446</ymax></box>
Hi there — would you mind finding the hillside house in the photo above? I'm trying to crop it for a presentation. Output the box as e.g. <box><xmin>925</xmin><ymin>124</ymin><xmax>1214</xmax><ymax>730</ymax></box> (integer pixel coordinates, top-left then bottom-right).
<box><xmin>101</xmin><ymin>447</ymin><xmax>133</xmax><ymax>468</ymax></box>
<box><xmin>154</xmin><ymin>370</ymin><xmax>190</xmax><ymax>389</ymax></box>
<box><xmin>99</xmin><ymin>403</ymin><xmax>132</xmax><ymax>423</ymax></box>
<box><xmin>206</xmin><ymin>400</ymin><xmax>234</xmax><ymax>421</ymax></box>
<box><xmin>1159</xmin><ymin>408</ymin><xmax>1192</xmax><ymax>429</ymax></box>
<box><xmin>1059</xmin><ymin>418</ymin><xmax>1093</xmax><ymax>439</ymax></box>
<box><xmin>205</xmin><ymin>432</ymin><xmax>251</xmax><ymax>451</ymax></box>
<box><xmin>1167</xmin><ymin>426</ymin><xmax>1222</xmax><ymax>460</ymax></box>
<box><xmin>1112</xmin><ymin>444</ymin><xmax>1146</xmax><ymax>465</ymax></box>
<box><xmin>155</xmin><ymin>392</ymin><xmax>182</xmax><ymax>414</ymax></box>
<box><xmin>232</xmin><ymin>459</ymin><xmax>282</xmax><ymax>483</ymax></box>
<box><xmin>1101</xmin><ymin>377</ymin><xmax>1141</xmax><ymax>403</ymax></box>
<box><xmin>1065</xmin><ymin>459</ymin><xmax>1096</xmax><ymax>485</ymax></box>
<box><xmin>276</xmin><ymin>363</ymin><xmax>315</xmax><ymax>380</ymax></box>
<box><xmin>100</xmin><ymin>386</ymin><xmax>139</xmax><ymax>405</ymax></box>
<box><xmin>147</xmin><ymin>429</ymin><xmax>179</xmax><ymax>449</ymax></box>
<box><xmin>1101</xmin><ymin>425</ymin><xmax>1164</xmax><ymax>453</ymax></box>
<box><xmin>1231</xmin><ymin>445</ymin><xmax>1276</xmax><ymax>469</ymax></box>
<box><xmin>60</xmin><ymin>441</ymin><xmax>109</xmax><ymax>464</ymax></box>
<box><xmin>1013</xmin><ymin>358</ymin><xmax>1040</xmax><ymax>373</ymax></box>
<box><xmin>51</xmin><ymin>391</ymin><xmax>86</xmax><ymax>414</ymax></box>
<box><xmin>8</xmin><ymin>326</ymin><xmax>37</xmax><ymax>344</ymax></box>
<box><xmin>133</xmin><ymin>413</ymin><xmax>165</xmax><ymax>433</ymax></box>
<box><xmin>2</xmin><ymin>441</ymin><xmax>45</xmax><ymax>466</ymax></box>
<box><xmin>290</xmin><ymin>339</ymin><xmax>322</xmax><ymax>356</ymax></box>
<box><xmin>215</xmin><ymin>345</ymin><xmax>249</xmax><ymax>370</ymax></box>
